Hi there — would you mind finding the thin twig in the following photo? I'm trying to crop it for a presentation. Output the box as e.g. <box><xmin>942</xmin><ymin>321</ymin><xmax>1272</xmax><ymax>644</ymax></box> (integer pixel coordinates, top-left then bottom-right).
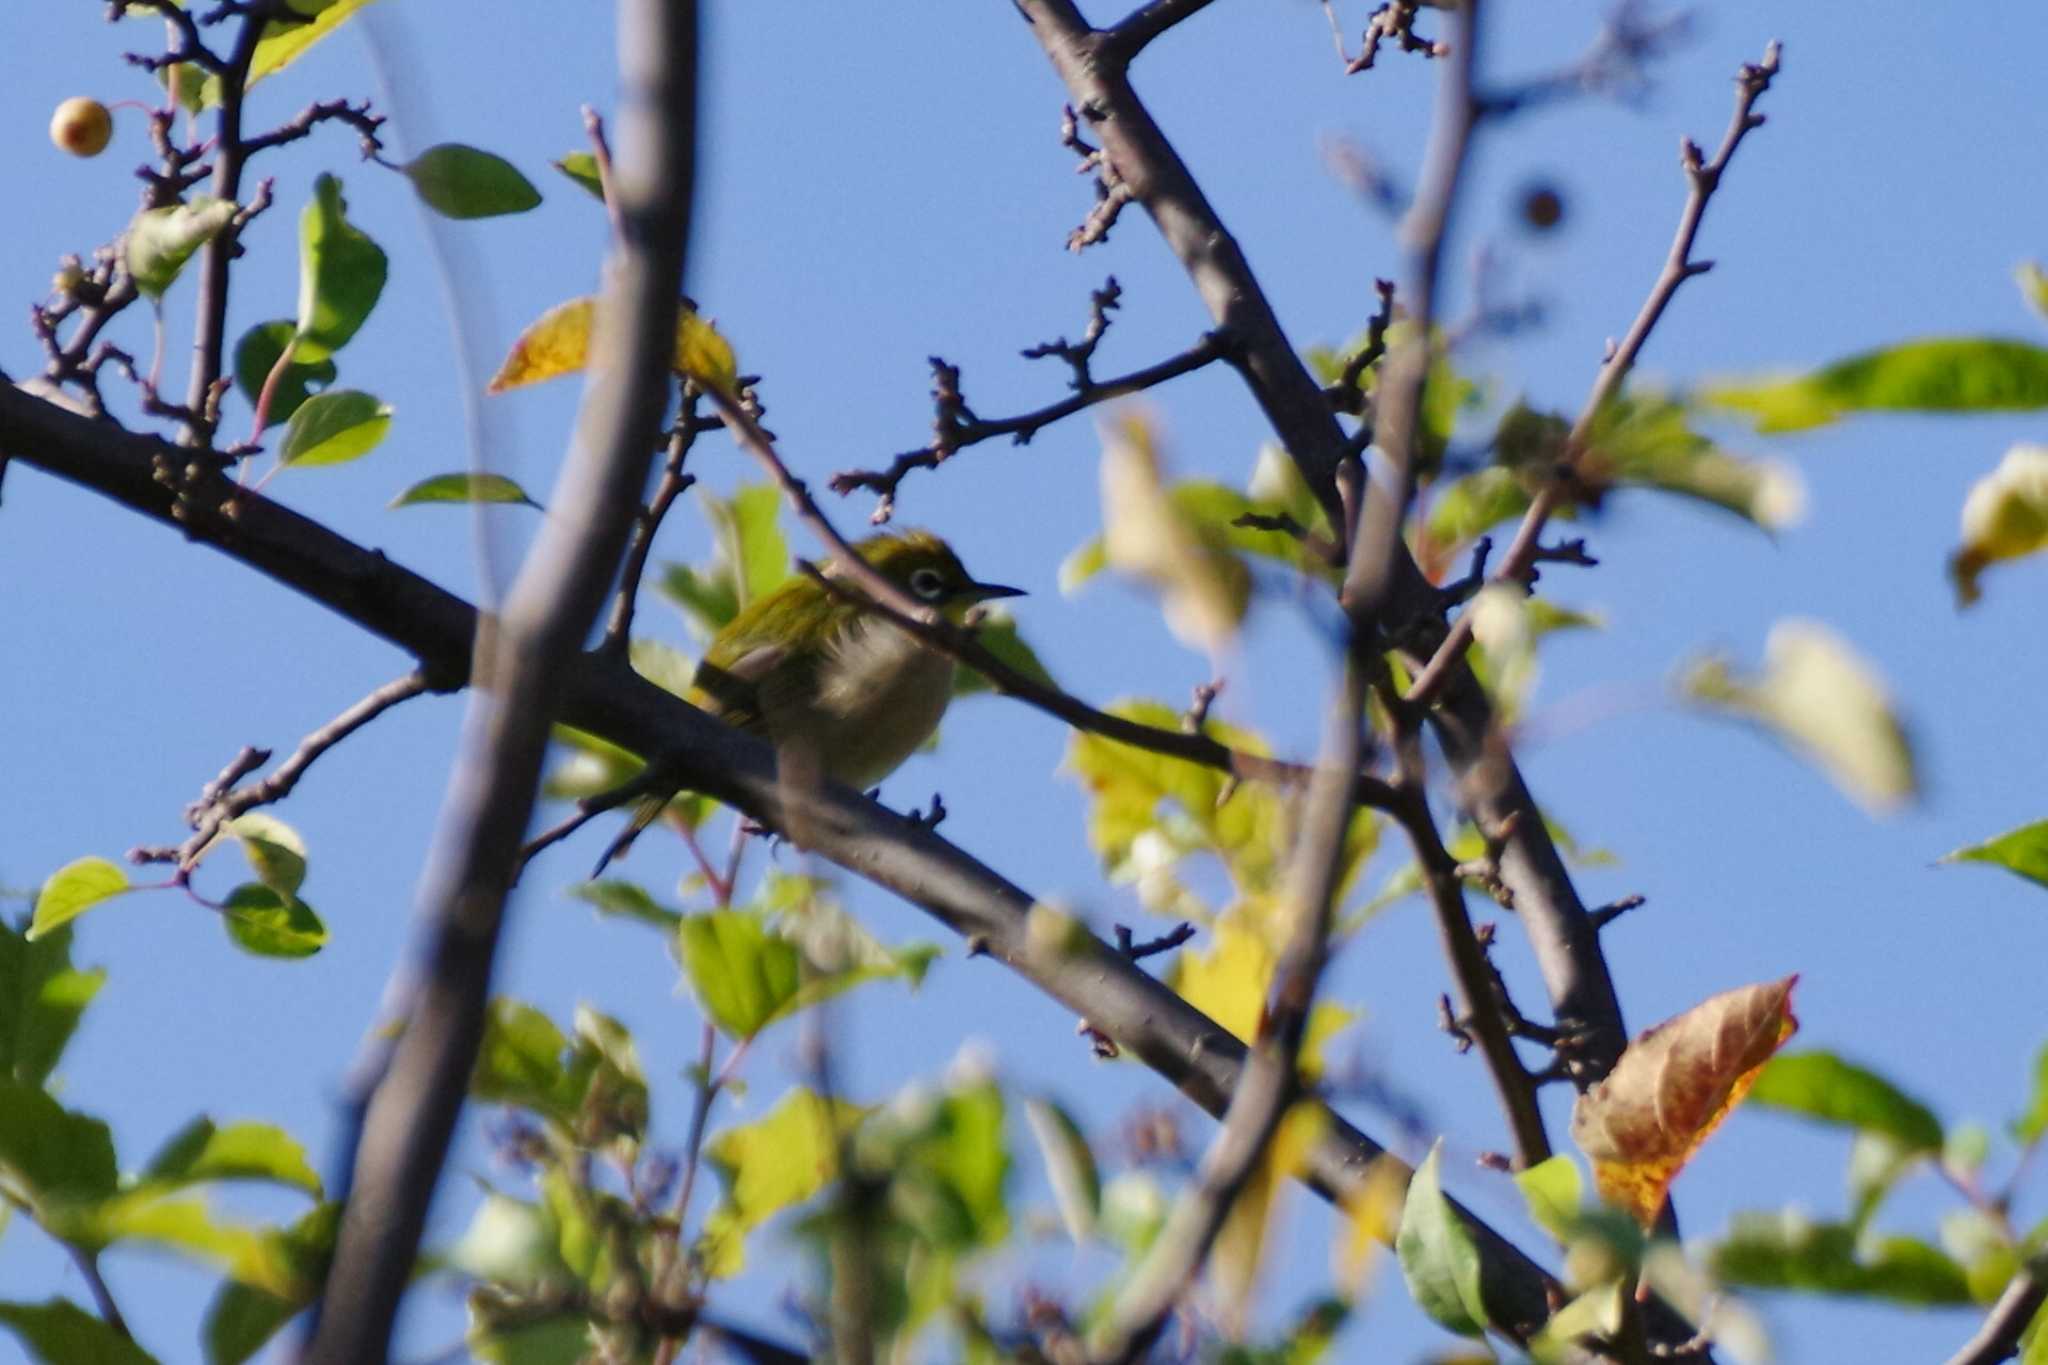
<box><xmin>65</xmin><ymin>1243</ymin><xmax>133</xmax><ymax>1341</ymax></box>
<box><xmin>1387</xmin><ymin>724</ymin><xmax>1550</xmax><ymax>1165</ymax></box>
<box><xmin>177</xmin><ymin>8</ymin><xmax>267</xmax><ymax>448</ymax></box>
<box><xmin>1405</xmin><ymin>41</ymin><xmax>1782</xmax><ymax>711</ymax></box>
<box><xmin>1088</xmin><ymin>653</ymin><xmax>1369</xmax><ymax>1364</ymax></box>
<box><xmin>600</xmin><ymin>397</ymin><xmax>706</xmax><ymax>657</ymax></box>
<box><xmin>128</xmin><ymin>671</ymin><xmax>438</xmax><ymax>873</ymax></box>
<box><xmin>831</xmin><ymin>330</ymin><xmax>1225</xmax><ymax>522</ymax></box>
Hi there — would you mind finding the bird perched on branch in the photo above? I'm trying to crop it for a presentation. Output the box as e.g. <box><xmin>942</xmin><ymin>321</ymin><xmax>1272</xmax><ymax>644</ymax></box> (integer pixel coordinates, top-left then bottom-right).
<box><xmin>689</xmin><ymin>530</ymin><xmax>1023</xmax><ymax>792</ymax></box>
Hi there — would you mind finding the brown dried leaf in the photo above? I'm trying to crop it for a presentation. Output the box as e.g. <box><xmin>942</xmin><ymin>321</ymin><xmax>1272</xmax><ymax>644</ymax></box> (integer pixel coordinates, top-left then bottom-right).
<box><xmin>1570</xmin><ymin>976</ymin><xmax>1799</xmax><ymax>1225</ymax></box>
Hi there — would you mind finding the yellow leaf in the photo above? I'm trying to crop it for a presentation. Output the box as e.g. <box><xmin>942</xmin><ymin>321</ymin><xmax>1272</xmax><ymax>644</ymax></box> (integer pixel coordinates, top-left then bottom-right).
<box><xmin>488</xmin><ymin>297</ymin><xmax>738</xmax><ymax>395</ymax></box>
<box><xmin>1571</xmin><ymin>976</ymin><xmax>1799</xmax><ymax>1225</ymax></box>
<box><xmin>1680</xmin><ymin>620</ymin><xmax>1916</xmax><ymax>814</ymax></box>
<box><xmin>1951</xmin><ymin>443</ymin><xmax>2048</xmax><ymax>606</ymax></box>
<box><xmin>1334</xmin><ymin>1152</ymin><xmax>1408</xmax><ymax>1298</ymax></box>
<box><xmin>1099</xmin><ymin>412</ymin><xmax>1248</xmax><ymax>654</ymax></box>
<box><xmin>1209</xmin><ymin>1103</ymin><xmax>1326</xmax><ymax>1335</ymax></box>
<box><xmin>1168</xmin><ymin>917</ymin><xmax>1271</xmax><ymax>1044</ymax></box>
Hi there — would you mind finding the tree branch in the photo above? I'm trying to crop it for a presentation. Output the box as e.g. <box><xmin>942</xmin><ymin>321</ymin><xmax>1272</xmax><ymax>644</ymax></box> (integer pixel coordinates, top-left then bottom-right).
<box><xmin>303</xmin><ymin>2</ymin><xmax>698</xmax><ymax>1360</ymax></box>
<box><xmin>1099</xmin><ymin>0</ymin><xmax>1222</xmax><ymax>67</ymax></box>
<box><xmin>1002</xmin><ymin>0</ymin><xmax>1724</xmax><ymax>1125</ymax></box>
<box><xmin>830</xmin><ymin>315</ymin><xmax>1226</xmax><ymax>521</ymax></box>
<box><xmin>177</xmin><ymin>9</ymin><xmax>266</xmax><ymax>448</ymax></box>
<box><xmin>1404</xmin><ymin>41</ymin><xmax>1782</xmax><ymax>713</ymax></box>
<box><xmin>1943</xmin><ymin>1256</ymin><xmax>2048</xmax><ymax>1365</ymax></box>
<box><xmin>1089</xmin><ymin>656</ymin><xmax>1367</xmax><ymax>1363</ymax></box>
<box><xmin>0</xmin><ymin>383</ymin><xmax>1592</xmax><ymax>1356</ymax></box>
<box><xmin>128</xmin><ymin>670</ymin><xmax>441</xmax><ymax>874</ymax></box>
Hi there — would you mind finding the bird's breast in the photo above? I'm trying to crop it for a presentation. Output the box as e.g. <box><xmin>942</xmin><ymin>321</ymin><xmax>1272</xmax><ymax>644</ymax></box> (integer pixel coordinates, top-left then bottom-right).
<box><xmin>800</xmin><ymin>622</ymin><xmax>955</xmax><ymax>788</ymax></box>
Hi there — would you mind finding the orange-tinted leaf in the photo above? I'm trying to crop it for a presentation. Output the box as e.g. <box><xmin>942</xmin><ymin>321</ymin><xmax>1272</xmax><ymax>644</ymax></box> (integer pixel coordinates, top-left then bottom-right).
<box><xmin>1570</xmin><ymin>976</ymin><xmax>1799</xmax><ymax>1225</ymax></box>
<box><xmin>487</xmin><ymin>297</ymin><xmax>736</xmax><ymax>395</ymax></box>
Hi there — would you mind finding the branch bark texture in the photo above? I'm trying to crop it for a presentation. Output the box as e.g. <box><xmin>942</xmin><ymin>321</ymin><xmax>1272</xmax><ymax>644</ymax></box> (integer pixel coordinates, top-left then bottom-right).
<box><xmin>1007</xmin><ymin>0</ymin><xmax>1632</xmax><ymax>1081</ymax></box>
<box><xmin>304</xmin><ymin>1</ymin><xmax>698</xmax><ymax>1359</ymax></box>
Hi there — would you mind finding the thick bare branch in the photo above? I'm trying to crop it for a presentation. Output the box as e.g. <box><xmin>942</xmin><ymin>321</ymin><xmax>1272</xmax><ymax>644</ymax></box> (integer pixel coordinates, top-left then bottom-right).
<box><xmin>0</xmin><ymin>380</ymin><xmax>1586</xmax><ymax>1355</ymax></box>
<box><xmin>304</xmin><ymin>2</ymin><xmax>698</xmax><ymax>1361</ymax></box>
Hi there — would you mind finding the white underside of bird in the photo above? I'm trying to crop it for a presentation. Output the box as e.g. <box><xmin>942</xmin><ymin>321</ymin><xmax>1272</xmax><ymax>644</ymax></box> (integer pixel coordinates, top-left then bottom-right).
<box><xmin>758</xmin><ymin>618</ymin><xmax>954</xmax><ymax>790</ymax></box>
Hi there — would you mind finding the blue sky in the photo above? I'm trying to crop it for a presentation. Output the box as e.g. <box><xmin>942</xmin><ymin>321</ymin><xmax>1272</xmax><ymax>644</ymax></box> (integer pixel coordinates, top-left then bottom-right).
<box><xmin>6</xmin><ymin>2</ymin><xmax>2048</xmax><ymax>1361</ymax></box>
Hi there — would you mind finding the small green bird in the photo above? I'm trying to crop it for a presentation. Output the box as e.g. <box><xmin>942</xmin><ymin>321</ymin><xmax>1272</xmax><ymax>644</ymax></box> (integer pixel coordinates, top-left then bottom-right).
<box><xmin>688</xmin><ymin>530</ymin><xmax>1023</xmax><ymax>791</ymax></box>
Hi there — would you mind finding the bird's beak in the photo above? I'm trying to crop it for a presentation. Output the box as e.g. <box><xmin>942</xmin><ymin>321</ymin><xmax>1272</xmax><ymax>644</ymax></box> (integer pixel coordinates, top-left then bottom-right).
<box><xmin>966</xmin><ymin>580</ymin><xmax>1026</xmax><ymax>602</ymax></box>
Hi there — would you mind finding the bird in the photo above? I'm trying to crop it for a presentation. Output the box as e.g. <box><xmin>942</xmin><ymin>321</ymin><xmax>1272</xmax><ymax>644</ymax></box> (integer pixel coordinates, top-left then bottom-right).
<box><xmin>687</xmin><ymin>529</ymin><xmax>1023</xmax><ymax>793</ymax></box>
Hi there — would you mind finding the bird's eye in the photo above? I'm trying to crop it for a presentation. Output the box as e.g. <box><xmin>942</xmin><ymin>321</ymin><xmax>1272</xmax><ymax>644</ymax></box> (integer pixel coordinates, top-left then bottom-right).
<box><xmin>908</xmin><ymin>567</ymin><xmax>947</xmax><ymax>600</ymax></box>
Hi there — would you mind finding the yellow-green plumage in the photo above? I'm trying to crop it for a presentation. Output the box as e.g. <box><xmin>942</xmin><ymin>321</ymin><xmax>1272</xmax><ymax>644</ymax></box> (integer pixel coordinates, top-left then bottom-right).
<box><xmin>688</xmin><ymin>531</ymin><xmax>1020</xmax><ymax>789</ymax></box>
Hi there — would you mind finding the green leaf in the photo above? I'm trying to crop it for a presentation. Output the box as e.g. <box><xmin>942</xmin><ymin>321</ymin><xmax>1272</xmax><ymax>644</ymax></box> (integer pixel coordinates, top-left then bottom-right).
<box><xmin>390</xmin><ymin>473</ymin><xmax>542</xmax><ymax>510</ymax></box>
<box><xmin>399</xmin><ymin>144</ymin><xmax>541</xmax><ymax>219</ymax></box>
<box><xmin>2015</xmin><ymin>1045</ymin><xmax>2048</xmax><ymax>1144</ymax></box>
<box><xmin>469</xmin><ymin>1313</ymin><xmax>591</xmax><ymax>1365</ymax></box>
<box><xmin>701</xmin><ymin>1087</ymin><xmax>867</xmax><ymax>1278</ymax></box>
<box><xmin>278</xmin><ymin>390</ymin><xmax>392</xmax><ymax>469</ymax></box>
<box><xmin>2018</xmin><ymin>262</ymin><xmax>2048</xmax><ymax>323</ymax></box>
<box><xmin>659</xmin><ymin>484</ymin><xmax>790</xmax><ymax>638</ymax></box>
<box><xmin>1064</xmin><ymin>699</ymin><xmax>1373</xmax><ymax>907</ymax></box>
<box><xmin>295</xmin><ymin>175</ymin><xmax>387</xmax><ymax>360</ymax></box>
<box><xmin>233</xmin><ymin>321</ymin><xmax>336</xmax><ymax>430</ymax></box>
<box><xmin>1748</xmin><ymin>1051</ymin><xmax>1944</xmax><ymax>1153</ymax></box>
<box><xmin>126</xmin><ymin>197</ymin><xmax>236</xmax><ymax>299</ymax></box>
<box><xmin>143</xmin><ymin>1118</ymin><xmax>322</xmax><ymax>1197</ymax></box>
<box><xmin>1423</xmin><ymin>466</ymin><xmax>1536</xmax><ymax>561</ymax></box>
<box><xmin>1942</xmin><ymin>819</ymin><xmax>2048</xmax><ymax>892</ymax></box>
<box><xmin>29</xmin><ymin>858</ymin><xmax>132</xmax><ymax>940</ymax></box>
<box><xmin>552</xmin><ymin>152</ymin><xmax>605</xmax><ymax>200</ymax></box>
<box><xmin>1848</xmin><ymin>1132</ymin><xmax>1920</xmax><ymax>1233</ymax></box>
<box><xmin>198</xmin><ymin>0</ymin><xmax>379</xmax><ymax>107</ymax></box>
<box><xmin>678</xmin><ymin>909</ymin><xmax>801</xmax><ymax>1042</ymax></box>
<box><xmin>1582</xmin><ymin>394</ymin><xmax>1804</xmax><ymax>530</ymax></box>
<box><xmin>0</xmin><ymin>916</ymin><xmax>105</xmax><ymax>1088</ymax></box>
<box><xmin>1702</xmin><ymin>338</ymin><xmax>2048</xmax><ymax>433</ymax></box>
<box><xmin>715</xmin><ymin>484</ymin><xmax>791</xmax><ymax>612</ymax></box>
<box><xmin>1679</xmin><ymin>619</ymin><xmax>1916</xmax><ymax>814</ymax></box>
<box><xmin>0</xmin><ymin>1299</ymin><xmax>158</xmax><ymax>1365</ymax></box>
<box><xmin>1711</xmin><ymin>1213</ymin><xmax>1971</xmax><ymax>1304</ymax></box>
<box><xmin>1948</xmin><ymin>445</ymin><xmax>2048</xmax><ymax>606</ymax></box>
<box><xmin>220</xmin><ymin>885</ymin><xmax>328</xmax><ymax>959</ymax></box>
<box><xmin>1396</xmin><ymin>1140</ymin><xmax>1489</xmax><ymax>1337</ymax></box>
<box><xmin>569</xmin><ymin>880</ymin><xmax>683</xmax><ymax>933</ymax></box>
<box><xmin>1514</xmin><ymin>1153</ymin><xmax>1584</xmax><ymax>1243</ymax></box>
<box><xmin>449</xmin><ymin>1189</ymin><xmax>571</xmax><ymax>1288</ymax></box>
<box><xmin>952</xmin><ymin>608</ymin><xmax>1058</xmax><ymax>698</ymax></box>
<box><xmin>628</xmin><ymin>638</ymin><xmax>697</xmax><ymax>698</ymax></box>
<box><xmin>197</xmin><ymin>1200</ymin><xmax>337</xmax><ymax>1365</ymax></box>
<box><xmin>473</xmin><ymin>999</ymin><xmax>570</xmax><ymax>1120</ymax></box>
<box><xmin>230</xmin><ymin>814</ymin><xmax>306</xmax><ymax>897</ymax></box>
<box><xmin>203</xmin><ymin>1284</ymin><xmax>299</xmax><ymax>1365</ymax></box>
<box><xmin>0</xmin><ymin>1080</ymin><xmax>119</xmax><ymax>1206</ymax></box>
<box><xmin>1023</xmin><ymin>1097</ymin><xmax>1099</xmax><ymax>1245</ymax></box>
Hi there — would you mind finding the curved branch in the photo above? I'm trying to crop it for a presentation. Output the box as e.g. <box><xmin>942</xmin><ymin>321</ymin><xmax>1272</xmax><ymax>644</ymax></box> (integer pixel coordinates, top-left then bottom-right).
<box><xmin>830</xmin><ymin>331</ymin><xmax>1226</xmax><ymax>521</ymax></box>
<box><xmin>0</xmin><ymin>383</ymin><xmax>1578</xmax><ymax>1350</ymax></box>
<box><xmin>304</xmin><ymin>0</ymin><xmax>698</xmax><ymax>1359</ymax></box>
<box><xmin>1005</xmin><ymin>0</ymin><xmax>1637</xmax><ymax>1095</ymax></box>
<box><xmin>1943</xmin><ymin>1259</ymin><xmax>2048</xmax><ymax>1365</ymax></box>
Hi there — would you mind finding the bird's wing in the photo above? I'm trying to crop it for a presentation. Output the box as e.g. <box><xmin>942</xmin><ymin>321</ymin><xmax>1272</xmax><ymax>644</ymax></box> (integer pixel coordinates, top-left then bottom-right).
<box><xmin>689</xmin><ymin>640</ymin><xmax>816</xmax><ymax>740</ymax></box>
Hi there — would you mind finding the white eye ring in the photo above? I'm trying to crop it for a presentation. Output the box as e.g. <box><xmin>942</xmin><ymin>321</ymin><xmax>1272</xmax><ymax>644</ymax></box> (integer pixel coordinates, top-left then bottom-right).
<box><xmin>909</xmin><ymin>567</ymin><xmax>947</xmax><ymax>600</ymax></box>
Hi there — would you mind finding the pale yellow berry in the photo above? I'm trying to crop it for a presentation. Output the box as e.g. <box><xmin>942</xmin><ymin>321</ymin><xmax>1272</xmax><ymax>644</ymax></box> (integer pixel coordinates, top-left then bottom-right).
<box><xmin>50</xmin><ymin>98</ymin><xmax>113</xmax><ymax>157</ymax></box>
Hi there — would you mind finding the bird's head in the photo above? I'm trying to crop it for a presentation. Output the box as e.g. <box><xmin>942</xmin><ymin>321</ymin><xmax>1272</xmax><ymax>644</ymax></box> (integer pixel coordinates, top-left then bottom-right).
<box><xmin>850</xmin><ymin>530</ymin><xmax>1023</xmax><ymax>623</ymax></box>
